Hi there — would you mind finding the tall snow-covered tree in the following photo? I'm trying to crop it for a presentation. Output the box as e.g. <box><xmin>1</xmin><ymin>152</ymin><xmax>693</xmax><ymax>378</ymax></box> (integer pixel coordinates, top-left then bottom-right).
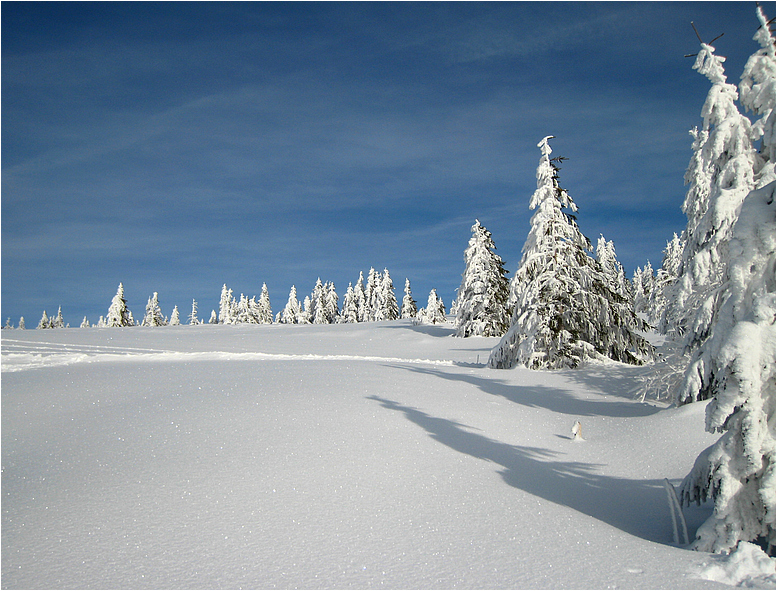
<box><xmin>142</xmin><ymin>292</ymin><xmax>167</xmax><ymax>327</ymax></box>
<box><xmin>365</xmin><ymin>268</ymin><xmax>380</xmax><ymax>322</ymax></box>
<box><xmin>401</xmin><ymin>278</ymin><xmax>417</xmax><ymax>319</ymax></box>
<box><xmin>355</xmin><ymin>272</ymin><xmax>367</xmax><ymax>322</ymax></box>
<box><xmin>37</xmin><ymin>311</ymin><xmax>50</xmax><ymax>329</ymax></box>
<box><xmin>489</xmin><ymin>137</ymin><xmax>653</xmax><ymax>370</ymax></box>
<box><xmin>106</xmin><ymin>283</ymin><xmax>133</xmax><ymax>327</ymax></box>
<box><xmin>633</xmin><ymin>261</ymin><xmax>654</xmax><ymax>315</ymax></box>
<box><xmin>258</xmin><ymin>283</ymin><xmax>273</xmax><ymax>324</ymax></box>
<box><xmin>596</xmin><ymin>235</ymin><xmax>629</xmax><ymax>301</ymax></box>
<box><xmin>677</xmin><ymin>10</ymin><xmax>776</xmax><ymax>557</ymax></box>
<box><xmin>664</xmin><ymin>38</ymin><xmax>757</xmax><ymax>349</ymax></box>
<box><xmin>279</xmin><ymin>286</ymin><xmax>301</xmax><ymax>324</ymax></box>
<box><xmin>51</xmin><ymin>306</ymin><xmax>65</xmax><ymax>329</ymax></box>
<box><xmin>650</xmin><ymin>233</ymin><xmax>685</xmax><ymax>329</ymax></box>
<box><xmin>324</xmin><ymin>282</ymin><xmax>339</xmax><ymax>323</ymax></box>
<box><xmin>420</xmin><ymin>289</ymin><xmax>447</xmax><ymax>324</ymax></box>
<box><xmin>169</xmin><ymin>305</ymin><xmax>180</xmax><ymax>326</ymax></box>
<box><xmin>455</xmin><ymin>219</ymin><xmax>510</xmax><ymax>337</ymax></box>
<box><xmin>219</xmin><ymin>284</ymin><xmax>236</xmax><ymax>325</ymax></box>
<box><xmin>189</xmin><ymin>299</ymin><xmax>199</xmax><ymax>325</ymax></box>
<box><xmin>376</xmin><ymin>269</ymin><xmax>399</xmax><ymax>321</ymax></box>
<box><xmin>342</xmin><ymin>283</ymin><xmax>359</xmax><ymax>323</ymax></box>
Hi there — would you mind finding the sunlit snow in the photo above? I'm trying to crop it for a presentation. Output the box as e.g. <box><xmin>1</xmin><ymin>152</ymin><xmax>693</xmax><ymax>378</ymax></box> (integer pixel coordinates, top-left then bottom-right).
<box><xmin>2</xmin><ymin>321</ymin><xmax>773</xmax><ymax>589</ymax></box>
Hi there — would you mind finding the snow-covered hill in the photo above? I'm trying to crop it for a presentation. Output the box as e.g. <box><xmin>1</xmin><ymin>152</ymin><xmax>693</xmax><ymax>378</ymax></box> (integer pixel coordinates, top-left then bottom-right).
<box><xmin>2</xmin><ymin>321</ymin><xmax>773</xmax><ymax>588</ymax></box>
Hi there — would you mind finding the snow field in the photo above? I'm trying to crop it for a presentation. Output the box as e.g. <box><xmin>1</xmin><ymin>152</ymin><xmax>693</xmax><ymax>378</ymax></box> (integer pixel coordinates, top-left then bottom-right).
<box><xmin>1</xmin><ymin>321</ymin><xmax>767</xmax><ymax>588</ymax></box>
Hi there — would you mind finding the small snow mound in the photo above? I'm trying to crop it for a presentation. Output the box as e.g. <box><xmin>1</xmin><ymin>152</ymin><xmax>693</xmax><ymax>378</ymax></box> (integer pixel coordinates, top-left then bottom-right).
<box><xmin>696</xmin><ymin>542</ymin><xmax>776</xmax><ymax>588</ymax></box>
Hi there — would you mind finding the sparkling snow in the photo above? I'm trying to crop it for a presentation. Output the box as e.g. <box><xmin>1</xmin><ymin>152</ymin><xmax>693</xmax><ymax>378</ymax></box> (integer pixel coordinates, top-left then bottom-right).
<box><xmin>2</xmin><ymin>321</ymin><xmax>772</xmax><ymax>589</ymax></box>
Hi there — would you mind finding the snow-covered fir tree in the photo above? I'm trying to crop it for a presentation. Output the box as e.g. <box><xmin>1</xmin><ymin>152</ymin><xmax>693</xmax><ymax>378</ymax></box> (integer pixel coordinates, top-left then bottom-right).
<box><xmin>80</xmin><ymin>316</ymin><xmax>90</xmax><ymax>329</ymax></box>
<box><xmin>169</xmin><ymin>305</ymin><xmax>180</xmax><ymax>326</ymax></box>
<box><xmin>257</xmin><ymin>283</ymin><xmax>273</xmax><ymax>324</ymax></box>
<box><xmin>37</xmin><ymin>310</ymin><xmax>50</xmax><ymax>329</ymax></box>
<box><xmin>401</xmin><ymin>278</ymin><xmax>417</xmax><ymax>319</ymax></box>
<box><xmin>633</xmin><ymin>261</ymin><xmax>654</xmax><ymax>315</ymax></box>
<box><xmin>365</xmin><ymin>268</ymin><xmax>380</xmax><ymax>322</ymax></box>
<box><xmin>651</xmin><ymin>233</ymin><xmax>685</xmax><ymax>329</ymax></box>
<box><xmin>376</xmin><ymin>269</ymin><xmax>399</xmax><ymax>321</ymax></box>
<box><xmin>455</xmin><ymin>219</ymin><xmax>510</xmax><ymax>337</ymax></box>
<box><xmin>324</xmin><ymin>282</ymin><xmax>339</xmax><ymax>323</ymax></box>
<box><xmin>279</xmin><ymin>286</ymin><xmax>301</xmax><ymax>324</ymax></box>
<box><xmin>341</xmin><ymin>283</ymin><xmax>359</xmax><ymax>323</ymax></box>
<box><xmin>51</xmin><ymin>306</ymin><xmax>65</xmax><ymax>329</ymax></box>
<box><xmin>189</xmin><ymin>300</ymin><xmax>199</xmax><ymax>325</ymax></box>
<box><xmin>18</xmin><ymin>317</ymin><xmax>25</xmax><ymax>330</ymax></box>
<box><xmin>4</xmin><ymin>317</ymin><xmax>14</xmax><ymax>329</ymax></box>
<box><xmin>663</xmin><ymin>38</ymin><xmax>757</xmax><ymax>350</ymax></box>
<box><xmin>106</xmin><ymin>283</ymin><xmax>133</xmax><ymax>327</ymax></box>
<box><xmin>489</xmin><ymin>137</ymin><xmax>653</xmax><ymax>370</ymax></box>
<box><xmin>208</xmin><ymin>310</ymin><xmax>218</xmax><ymax>324</ymax></box>
<box><xmin>142</xmin><ymin>292</ymin><xmax>167</xmax><ymax>327</ymax></box>
<box><xmin>419</xmin><ymin>289</ymin><xmax>446</xmax><ymax>324</ymax></box>
<box><xmin>355</xmin><ymin>272</ymin><xmax>368</xmax><ymax>322</ymax></box>
<box><xmin>677</xmin><ymin>9</ymin><xmax>775</xmax><ymax>557</ymax></box>
<box><xmin>596</xmin><ymin>235</ymin><xmax>630</xmax><ymax>301</ymax></box>
<box><xmin>218</xmin><ymin>284</ymin><xmax>236</xmax><ymax>325</ymax></box>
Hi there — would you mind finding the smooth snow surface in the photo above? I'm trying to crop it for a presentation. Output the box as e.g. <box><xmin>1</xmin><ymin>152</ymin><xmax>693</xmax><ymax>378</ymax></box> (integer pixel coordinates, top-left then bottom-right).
<box><xmin>2</xmin><ymin>321</ymin><xmax>771</xmax><ymax>589</ymax></box>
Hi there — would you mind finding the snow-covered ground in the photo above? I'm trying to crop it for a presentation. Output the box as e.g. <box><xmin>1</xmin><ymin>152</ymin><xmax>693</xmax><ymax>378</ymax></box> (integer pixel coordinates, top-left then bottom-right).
<box><xmin>2</xmin><ymin>320</ymin><xmax>774</xmax><ymax>589</ymax></box>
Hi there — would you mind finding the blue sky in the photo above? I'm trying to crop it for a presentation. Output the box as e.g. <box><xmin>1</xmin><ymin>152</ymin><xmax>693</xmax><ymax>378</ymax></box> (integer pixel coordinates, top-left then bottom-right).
<box><xmin>2</xmin><ymin>1</ymin><xmax>772</xmax><ymax>326</ymax></box>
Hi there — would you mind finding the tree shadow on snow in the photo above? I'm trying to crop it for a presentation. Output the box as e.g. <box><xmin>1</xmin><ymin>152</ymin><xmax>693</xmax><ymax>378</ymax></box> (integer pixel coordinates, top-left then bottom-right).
<box><xmin>367</xmin><ymin>395</ymin><xmax>675</xmax><ymax>545</ymax></box>
<box><xmin>377</xmin><ymin>323</ymin><xmax>456</xmax><ymax>338</ymax></box>
<box><xmin>392</xmin><ymin>364</ymin><xmax>660</xmax><ymax>418</ymax></box>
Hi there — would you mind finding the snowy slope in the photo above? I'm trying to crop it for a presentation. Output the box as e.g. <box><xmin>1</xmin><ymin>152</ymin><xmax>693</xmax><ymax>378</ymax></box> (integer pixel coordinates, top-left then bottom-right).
<box><xmin>2</xmin><ymin>321</ymin><xmax>773</xmax><ymax>589</ymax></box>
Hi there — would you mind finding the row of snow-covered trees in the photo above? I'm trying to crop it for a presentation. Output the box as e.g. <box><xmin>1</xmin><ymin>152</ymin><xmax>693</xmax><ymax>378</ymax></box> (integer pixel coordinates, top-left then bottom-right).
<box><xmin>449</xmin><ymin>8</ymin><xmax>774</xmax><ymax>558</ymax></box>
<box><xmin>66</xmin><ymin>268</ymin><xmax>448</xmax><ymax>329</ymax></box>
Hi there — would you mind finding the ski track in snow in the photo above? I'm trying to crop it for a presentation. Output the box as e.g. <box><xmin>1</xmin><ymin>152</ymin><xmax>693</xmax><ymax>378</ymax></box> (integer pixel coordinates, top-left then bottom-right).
<box><xmin>1</xmin><ymin>338</ymin><xmax>455</xmax><ymax>372</ymax></box>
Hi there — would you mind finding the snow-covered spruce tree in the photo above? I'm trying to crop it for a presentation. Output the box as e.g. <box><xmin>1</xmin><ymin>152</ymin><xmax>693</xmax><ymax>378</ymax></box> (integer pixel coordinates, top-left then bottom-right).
<box><xmin>279</xmin><ymin>286</ymin><xmax>301</xmax><ymax>324</ymax></box>
<box><xmin>18</xmin><ymin>317</ymin><xmax>25</xmax><ymax>330</ymax></box>
<box><xmin>650</xmin><ymin>233</ymin><xmax>685</xmax><ymax>329</ymax></box>
<box><xmin>258</xmin><ymin>283</ymin><xmax>273</xmax><ymax>324</ymax></box>
<box><xmin>401</xmin><ymin>278</ymin><xmax>417</xmax><ymax>319</ymax></box>
<box><xmin>169</xmin><ymin>305</ymin><xmax>181</xmax><ymax>326</ymax></box>
<box><xmin>36</xmin><ymin>311</ymin><xmax>50</xmax><ymax>329</ymax></box>
<box><xmin>365</xmin><ymin>268</ymin><xmax>381</xmax><ymax>322</ymax></box>
<box><xmin>422</xmin><ymin>289</ymin><xmax>447</xmax><ymax>324</ymax></box>
<box><xmin>677</xmin><ymin>12</ymin><xmax>776</xmax><ymax>555</ymax></box>
<box><xmin>679</xmin><ymin>180</ymin><xmax>775</xmax><ymax>556</ymax></box>
<box><xmin>455</xmin><ymin>219</ymin><xmax>510</xmax><ymax>337</ymax></box>
<box><xmin>80</xmin><ymin>316</ymin><xmax>90</xmax><ymax>328</ymax></box>
<box><xmin>489</xmin><ymin>137</ymin><xmax>653</xmax><ymax>370</ymax></box>
<box><xmin>376</xmin><ymin>269</ymin><xmax>399</xmax><ymax>321</ymax></box>
<box><xmin>342</xmin><ymin>283</ymin><xmax>359</xmax><ymax>323</ymax></box>
<box><xmin>633</xmin><ymin>261</ymin><xmax>654</xmax><ymax>316</ymax></box>
<box><xmin>51</xmin><ymin>306</ymin><xmax>65</xmax><ymax>329</ymax></box>
<box><xmin>355</xmin><ymin>272</ymin><xmax>367</xmax><ymax>322</ymax></box>
<box><xmin>106</xmin><ymin>283</ymin><xmax>133</xmax><ymax>327</ymax></box>
<box><xmin>325</xmin><ymin>282</ymin><xmax>340</xmax><ymax>323</ymax></box>
<box><xmin>4</xmin><ymin>318</ymin><xmax>13</xmax><ymax>329</ymax></box>
<box><xmin>218</xmin><ymin>284</ymin><xmax>236</xmax><ymax>325</ymax></box>
<box><xmin>208</xmin><ymin>309</ymin><xmax>218</xmax><ymax>324</ymax></box>
<box><xmin>142</xmin><ymin>292</ymin><xmax>167</xmax><ymax>327</ymax></box>
<box><xmin>664</xmin><ymin>39</ymin><xmax>757</xmax><ymax>351</ymax></box>
<box><xmin>189</xmin><ymin>299</ymin><xmax>199</xmax><ymax>325</ymax></box>
<box><xmin>596</xmin><ymin>234</ymin><xmax>630</xmax><ymax>302</ymax></box>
